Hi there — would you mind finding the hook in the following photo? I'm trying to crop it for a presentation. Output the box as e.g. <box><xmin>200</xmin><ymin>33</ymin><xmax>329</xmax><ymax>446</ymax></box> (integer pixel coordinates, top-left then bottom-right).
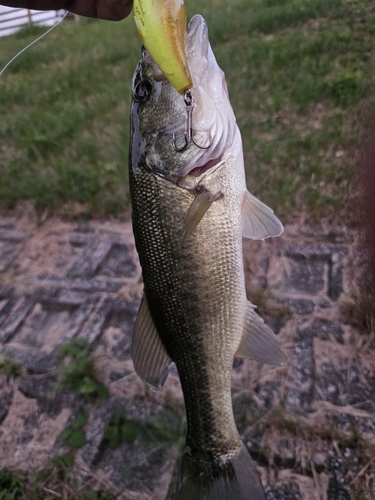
<box><xmin>172</xmin><ymin>90</ymin><xmax>212</xmax><ymax>152</ymax></box>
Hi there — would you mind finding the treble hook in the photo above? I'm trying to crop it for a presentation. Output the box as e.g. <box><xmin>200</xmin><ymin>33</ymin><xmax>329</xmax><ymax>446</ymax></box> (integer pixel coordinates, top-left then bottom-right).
<box><xmin>172</xmin><ymin>90</ymin><xmax>212</xmax><ymax>152</ymax></box>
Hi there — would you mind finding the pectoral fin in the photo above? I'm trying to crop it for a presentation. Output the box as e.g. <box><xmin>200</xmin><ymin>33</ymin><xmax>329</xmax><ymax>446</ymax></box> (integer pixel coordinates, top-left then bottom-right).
<box><xmin>235</xmin><ymin>301</ymin><xmax>285</xmax><ymax>366</ymax></box>
<box><xmin>242</xmin><ymin>190</ymin><xmax>283</xmax><ymax>240</ymax></box>
<box><xmin>183</xmin><ymin>189</ymin><xmax>221</xmax><ymax>240</ymax></box>
<box><xmin>132</xmin><ymin>294</ymin><xmax>172</xmax><ymax>391</ymax></box>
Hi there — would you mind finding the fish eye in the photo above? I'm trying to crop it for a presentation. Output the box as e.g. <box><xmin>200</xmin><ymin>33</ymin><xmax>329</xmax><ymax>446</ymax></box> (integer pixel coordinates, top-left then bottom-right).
<box><xmin>134</xmin><ymin>80</ymin><xmax>152</xmax><ymax>103</ymax></box>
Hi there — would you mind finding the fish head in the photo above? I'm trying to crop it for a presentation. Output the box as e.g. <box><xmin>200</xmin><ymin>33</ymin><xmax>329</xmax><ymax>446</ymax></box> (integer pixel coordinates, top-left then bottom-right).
<box><xmin>130</xmin><ymin>14</ymin><xmax>237</xmax><ymax>185</ymax></box>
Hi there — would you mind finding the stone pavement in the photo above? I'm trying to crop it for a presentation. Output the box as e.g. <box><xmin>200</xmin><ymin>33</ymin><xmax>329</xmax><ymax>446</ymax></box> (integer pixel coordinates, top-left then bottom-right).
<box><xmin>0</xmin><ymin>213</ymin><xmax>374</xmax><ymax>499</ymax></box>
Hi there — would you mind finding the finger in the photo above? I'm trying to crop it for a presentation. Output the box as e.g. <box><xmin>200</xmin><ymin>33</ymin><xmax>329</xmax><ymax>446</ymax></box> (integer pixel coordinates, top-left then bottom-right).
<box><xmin>98</xmin><ymin>0</ymin><xmax>133</xmax><ymax>20</ymax></box>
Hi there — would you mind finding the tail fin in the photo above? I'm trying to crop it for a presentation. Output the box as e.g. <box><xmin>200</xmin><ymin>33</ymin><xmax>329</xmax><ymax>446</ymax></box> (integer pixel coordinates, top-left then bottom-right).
<box><xmin>175</xmin><ymin>444</ymin><xmax>266</xmax><ymax>500</ymax></box>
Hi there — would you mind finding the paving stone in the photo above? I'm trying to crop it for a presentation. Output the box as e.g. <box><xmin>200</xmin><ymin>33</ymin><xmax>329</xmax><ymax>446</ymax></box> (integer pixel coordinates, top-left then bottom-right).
<box><xmin>1</xmin><ymin>290</ymin><xmax>99</xmax><ymax>373</ymax></box>
<box><xmin>323</xmin><ymin>227</ymin><xmax>349</xmax><ymax>244</ymax></box>
<box><xmin>31</xmin><ymin>275</ymin><xmax>123</xmax><ymax>293</ymax></box>
<box><xmin>80</xmin><ymin>397</ymin><xmax>160</xmax><ymax>465</ymax></box>
<box><xmin>19</xmin><ymin>375</ymin><xmax>58</xmax><ymax>400</ymax></box>
<box><xmin>262</xmin><ymin>314</ymin><xmax>287</xmax><ymax>335</ymax></box>
<box><xmin>97</xmin><ymin>242</ymin><xmax>137</xmax><ymax>278</ymax></box>
<box><xmin>0</xmin><ymin>241</ymin><xmax>20</xmax><ymax>272</ymax></box>
<box><xmin>0</xmin><ymin>287</ymin><xmax>17</xmax><ymax>328</ymax></box>
<box><xmin>327</xmin><ymin>454</ymin><xmax>351</xmax><ymax>500</ymax></box>
<box><xmin>4</xmin><ymin>346</ymin><xmax>57</xmax><ymax>374</ymax></box>
<box><xmin>0</xmin><ymin>296</ymin><xmax>34</xmax><ymax>344</ymax></box>
<box><xmin>0</xmin><ymin>229</ymin><xmax>28</xmax><ymax>243</ymax></box>
<box><xmin>278</xmin><ymin>298</ymin><xmax>315</xmax><ymax>315</ymax></box>
<box><xmin>286</xmin><ymin>320</ymin><xmax>315</xmax><ymax>414</ymax></box>
<box><xmin>82</xmin><ymin>238</ymin><xmax>119</xmax><ymax>278</ymax></box>
<box><xmin>317</xmin><ymin>362</ymin><xmax>375</xmax><ymax>409</ymax></box>
<box><xmin>327</xmin><ymin>483</ymin><xmax>351</xmax><ymax>500</ymax></box>
<box><xmin>282</xmin><ymin>244</ymin><xmax>347</xmax><ymax>300</ymax></box>
<box><xmin>67</xmin><ymin>233</ymin><xmax>101</xmax><ymax>278</ymax></box>
<box><xmin>305</xmin><ymin>317</ymin><xmax>344</xmax><ymax>344</ymax></box>
<box><xmin>318</xmin><ymin>299</ymin><xmax>331</xmax><ymax>308</ymax></box>
<box><xmin>242</xmin><ymin>428</ymin><xmax>265</xmax><ymax>463</ymax></box>
<box><xmin>255</xmin><ymin>380</ymin><xmax>282</xmax><ymax>412</ymax></box>
<box><xmin>80</xmin><ymin>396</ymin><xmax>174</xmax><ymax>491</ymax></box>
<box><xmin>329</xmin><ymin>248</ymin><xmax>348</xmax><ymax>300</ymax></box>
<box><xmin>0</xmin><ymin>229</ymin><xmax>29</xmax><ymax>271</ymax></box>
<box><xmin>265</xmin><ymin>483</ymin><xmax>302</xmax><ymax>500</ymax></box>
<box><xmin>325</xmin><ymin>410</ymin><xmax>375</xmax><ymax>435</ymax></box>
<box><xmin>0</xmin><ymin>216</ymin><xmax>17</xmax><ymax>229</ymax></box>
<box><xmin>67</xmin><ymin>235</ymin><xmax>138</xmax><ymax>281</ymax></box>
<box><xmin>80</xmin><ymin>298</ymin><xmax>140</xmax><ymax>357</ymax></box>
<box><xmin>353</xmin><ymin>243</ymin><xmax>370</xmax><ymax>289</ymax></box>
<box><xmin>282</xmin><ymin>252</ymin><xmax>326</xmax><ymax>295</ymax></box>
<box><xmin>255</xmin><ymin>254</ymin><xmax>270</xmax><ymax>289</ymax></box>
<box><xmin>109</xmin><ymin>369</ymin><xmax>133</xmax><ymax>382</ymax></box>
<box><xmin>0</xmin><ymin>382</ymin><xmax>13</xmax><ymax>424</ymax></box>
<box><xmin>19</xmin><ymin>376</ymin><xmax>76</xmax><ymax>419</ymax></box>
<box><xmin>233</xmin><ymin>357</ymin><xmax>244</xmax><ymax>369</ymax></box>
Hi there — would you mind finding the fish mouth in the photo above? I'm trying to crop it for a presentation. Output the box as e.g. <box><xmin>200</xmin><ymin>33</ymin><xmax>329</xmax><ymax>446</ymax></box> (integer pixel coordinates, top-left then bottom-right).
<box><xmin>188</xmin><ymin>157</ymin><xmax>222</xmax><ymax>177</ymax></box>
<box><xmin>186</xmin><ymin>15</ymin><xmax>209</xmax><ymax>62</ymax></box>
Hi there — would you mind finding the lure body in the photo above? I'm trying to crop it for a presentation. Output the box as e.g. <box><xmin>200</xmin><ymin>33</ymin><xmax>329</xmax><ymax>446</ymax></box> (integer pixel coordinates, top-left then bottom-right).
<box><xmin>133</xmin><ymin>0</ymin><xmax>192</xmax><ymax>92</ymax></box>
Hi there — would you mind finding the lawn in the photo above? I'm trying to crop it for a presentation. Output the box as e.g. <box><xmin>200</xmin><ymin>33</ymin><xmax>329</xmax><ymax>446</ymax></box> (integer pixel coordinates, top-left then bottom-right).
<box><xmin>0</xmin><ymin>0</ymin><xmax>373</xmax><ymax>220</ymax></box>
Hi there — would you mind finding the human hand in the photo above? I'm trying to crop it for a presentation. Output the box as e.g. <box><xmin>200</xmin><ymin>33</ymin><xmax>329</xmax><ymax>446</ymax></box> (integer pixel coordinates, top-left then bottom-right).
<box><xmin>65</xmin><ymin>0</ymin><xmax>133</xmax><ymax>20</ymax></box>
<box><xmin>0</xmin><ymin>0</ymin><xmax>133</xmax><ymax>21</ymax></box>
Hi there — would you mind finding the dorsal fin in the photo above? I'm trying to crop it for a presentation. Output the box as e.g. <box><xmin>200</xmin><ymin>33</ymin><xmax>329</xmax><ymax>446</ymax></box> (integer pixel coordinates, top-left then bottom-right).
<box><xmin>235</xmin><ymin>301</ymin><xmax>285</xmax><ymax>366</ymax></box>
<box><xmin>132</xmin><ymin>294</ymin><xmax>172</xmax><ymax>391</ymax></box>
<box><xmin>242</xmin><ymin>190</ymin><xmax>283</xmax><ymax>240</ymax></box>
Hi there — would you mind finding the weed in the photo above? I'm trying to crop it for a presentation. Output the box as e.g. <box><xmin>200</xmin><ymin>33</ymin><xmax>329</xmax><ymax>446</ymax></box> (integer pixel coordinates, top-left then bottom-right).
<box><xmin>0</xmin><ymin>469</ymin><xmax>23</xmax><ymax>500</ymax></box>
<box><xmin>51</xmin><ymin>451</ymin><xmax>75</xmax><ymax>469</ymax></box>
<box><xmin>59</xmin><ymin>339</ymin><xmax>109</xmax><ymax>400</ymax></box>
<box><xmin>103</xmin><ymin>412</ymin><xmax>139</xmax><ymax>449</ymax></box>
<box><xmin>60</xmin><ymin>413</ymin><xmax>88</xmax><ymax>449</ymax></box>
<box><xmin>83</xmin><ymin>492</ymin><xmax>114</xmax><ymax>500</ymax></box>
<box><xmin>0</xmin><ymin>358</ymin><xmax>22</xmax><ymax>381</ymax></box>
<box><xmin>331</xmin><ymin>69</ymin><xmax>364</xmax><ymax>107</ymax></box>
<box><xmin>251</xmin><ymin>403</ymin><xmax>375</xmax><ymax>496</ymax></box>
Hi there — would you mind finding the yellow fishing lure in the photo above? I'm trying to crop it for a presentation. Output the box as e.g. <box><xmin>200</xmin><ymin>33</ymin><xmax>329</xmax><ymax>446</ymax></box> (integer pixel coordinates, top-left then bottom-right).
<box><xmin>133</xmin><ymin>0</ymin><xmax>192</xmax><ymax>93</ymax></box>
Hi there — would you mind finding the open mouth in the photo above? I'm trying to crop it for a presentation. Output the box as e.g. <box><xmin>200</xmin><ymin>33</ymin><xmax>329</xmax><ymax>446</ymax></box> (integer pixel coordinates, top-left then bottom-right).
<box><xmin>188</xmin><ymin>157</ymin><xmax>222</xmax><ymax>177</ymax></box>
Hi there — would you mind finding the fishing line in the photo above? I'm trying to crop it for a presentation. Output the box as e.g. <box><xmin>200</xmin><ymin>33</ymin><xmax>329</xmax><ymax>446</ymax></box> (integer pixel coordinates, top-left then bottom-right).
<box><xmin>0</xmin><ymin>10</ymin><xmax>68</xmax><ymax>77</ymax></box>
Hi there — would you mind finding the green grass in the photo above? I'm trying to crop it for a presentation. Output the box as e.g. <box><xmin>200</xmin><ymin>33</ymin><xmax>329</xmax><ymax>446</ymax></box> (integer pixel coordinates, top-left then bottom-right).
<box><xmin>0</xmin><ymin>0</ymin><xmax>374</xmax><ymax>219</ymax></box>
<box><xmin>0</xmin><ymin>357</ymin><xmax>22</xmax><ymax>381</ymax></box>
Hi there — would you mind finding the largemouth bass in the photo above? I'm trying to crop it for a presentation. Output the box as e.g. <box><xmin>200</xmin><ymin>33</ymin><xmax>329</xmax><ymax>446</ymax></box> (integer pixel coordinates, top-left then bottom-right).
<box><xmin>129</xmin><ymin>15</ymin><xmax>284</xmax><ymax>500</ymax></box>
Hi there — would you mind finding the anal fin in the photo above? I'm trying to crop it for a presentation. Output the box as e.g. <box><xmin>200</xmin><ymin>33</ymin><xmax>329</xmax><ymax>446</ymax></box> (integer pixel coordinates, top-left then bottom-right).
<box><xmin>235</xmin><ymin>301</ymin><xmax>285</xmax><ymax>366</ymax></box>
<box><xmin>132</xmin><ymin>294</ymin><xmax>172</xmax><ymax>391</ymax></box>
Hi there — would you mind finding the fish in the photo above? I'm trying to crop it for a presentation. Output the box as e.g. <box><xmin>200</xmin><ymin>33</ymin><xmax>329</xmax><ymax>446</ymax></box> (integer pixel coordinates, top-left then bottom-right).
<box><xmin>133</xmin><ymin>0</ymin><xmax>192</xmax><ymax>92</ymax></box>
<box><xmin>129</xmin><ymin>14</ymin><xmax>284</xmax><ymax>500</ymax></box>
